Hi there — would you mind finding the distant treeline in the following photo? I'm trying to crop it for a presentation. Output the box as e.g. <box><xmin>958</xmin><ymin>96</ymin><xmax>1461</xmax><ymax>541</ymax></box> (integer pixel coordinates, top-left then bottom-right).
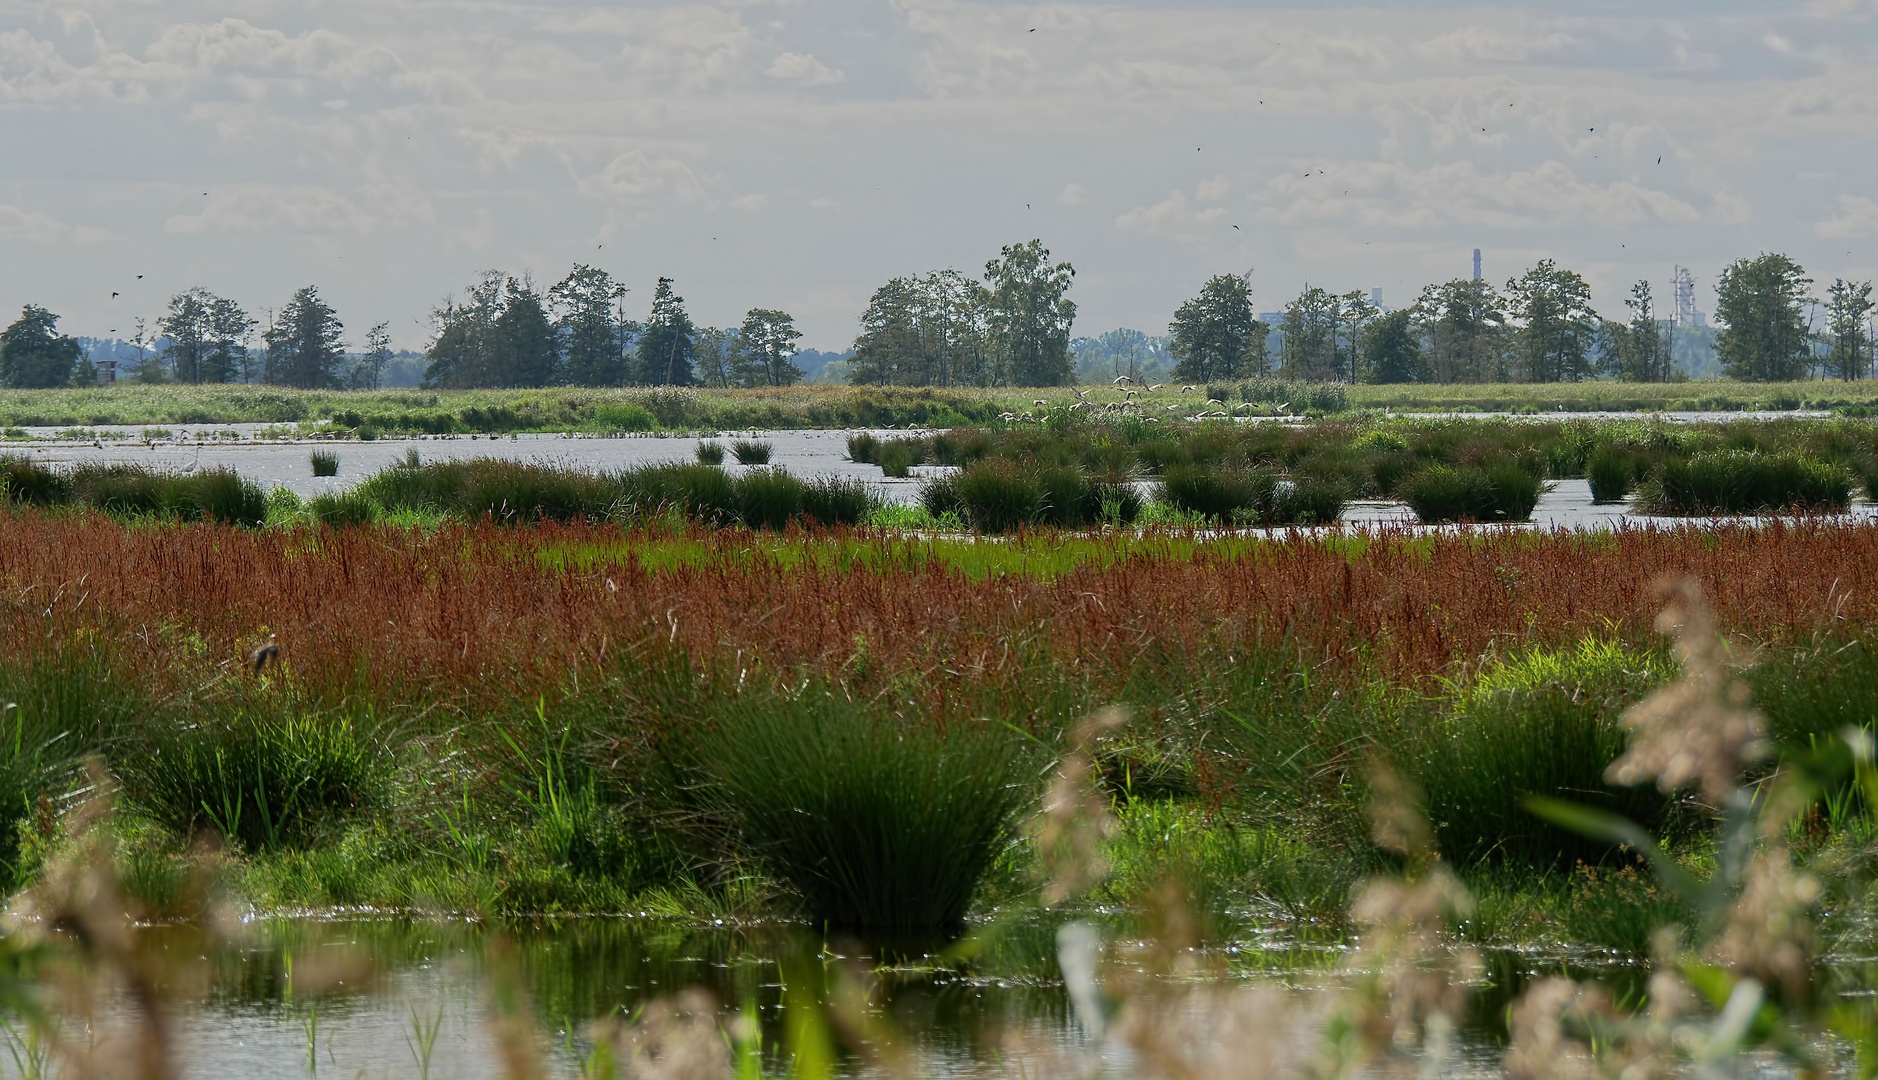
<box><xmin>0</xmin><ymin>246</ymin><xmax>1869</xmax><ymax>391</ymax></box>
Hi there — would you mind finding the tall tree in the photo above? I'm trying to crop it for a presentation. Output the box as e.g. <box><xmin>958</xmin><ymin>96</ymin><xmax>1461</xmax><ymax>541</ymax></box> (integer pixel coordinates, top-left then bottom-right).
<box><xmin>1168</xmin><ymin>274</ymin><xmax>1267</xmax><ymax>383</ymax></box>
<box><xmin>1611</xmin><ymin>281</ymin><xmax>1671</xmax><ymax>382</ymax></box>
<box><xmin>495</xmin><ymin>276</ymin><xmax>555</xmax><ymax>387</ymax></box>
<box><xmin>848</xmin><ymin>278</ymin><xmax>924</xmax><ymax>386</ymax></box>
<box><xmin>207</xmin><ymin>296</ymin><xmax>256</xmax><ymax>383</ymax></box>
<box><xmin>633</xmin><ymin>278</ymin><xmax>696</xmax><ymax>386</ymax></box>
<box><xmin>1362</xmin><ymin>308</ymin><xmax>1425</xmax><ymax>384</ymax></box>
<box><xmin>1715</xmin><ymin>254</ymin><xmax>1812</xmax><ymax>382</ymax></box>
<box><xmin>423</xmin><ymin>272</ymin><xmax>504</xmax><ymax>389</ymax></box>
<box><xmin>550</xmin><ymin>265</ymin><xmax>634</xmax><ymax>386</ymax></box>
<box><xmin>736</xmin><ymin>309</ymin><xmax>805</xmax><ymax>387</ymax></box>
<box><xmin>1336</xmin><ymin>291</ymin><xmax>1379</xmax><ymax>383</ymax></box>
<box><xmin>1506</xmin><ymin>260</ymin><xmax>1598</xmax><ymax>382</ymax></box>
<box><xmin>692</xmin><ymin>328</ymin><xmax>738</xmax><ymax>388</ymax></box>
<box><xmin>919</xmin><ymin>269</ymin><xmax>988</xmax><ymax>387</ymax></box>
<box><xmin>1821</xmin><ymin>278</ymin><xmax>1875</xmax><ymax>381</ymax></box>
<box><xmin>159</xmin><ymin>288</ymin><xmax>213</xmax><ymax>384</ymax></box>
<box><xmin>0</xmin><ymin>305</ymin><xmax>82</xmax><ymax>388</ymax></box>
<box><xmin>1278</xmin><ymin>286</ymin><xmax>1339</xmax><ymax>381</ymax></box>
<box><xmin>264</xmin><ymin>287</ymin><xmax>345</xmax><ymax>389</ymax></box>
<box><xmin>983</xmin><ymin>240</ymin><xmax>1076</xmax><ymax>386</ymax></box>
<box><xmin>350</xmin><ymin>322</ymin><xmax>393</xmax><ymax>390</ymax></box>
<box><xmin>1414</xmin><ymin>279</ymin><xmax>1507</xmax><ymax>383</ymax></box>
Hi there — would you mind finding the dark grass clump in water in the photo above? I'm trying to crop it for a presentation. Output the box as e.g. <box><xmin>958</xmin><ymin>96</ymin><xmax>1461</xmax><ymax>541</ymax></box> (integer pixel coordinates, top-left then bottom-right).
<box><xmin>1399</xmin><ymin>461</ymin><xmax>1543</xmax><ymax>523</ymax></box>
<box><xmin>308</xmin><ymin>489</ymin><xmax>380</xmax><ymax>527</ymax></box>
<box><xmin>694</xmin><ymin>690</ymin><xmax>1033</xmax><ymax>934</ymax></box>
<box><xmin>617</xmin><ymin>462</ymin><xmax>738</xmax><ymax>523</ymax></box>
<box><xmin>310</xmin><ymin>450</ymin><xmax>339</xmax><ymax>478</ymax></box>
<box><xmin>875</xmin><ymin>438</ymin><xmax>927</xmax><ymax>479</ymax></box>
<box><xmin>693</xmin><ymin>441</ymin><xmax>725</xmax><ymax>466</ymax></box>
<box><xmin>0</xmin><ymin>454</ymin><xmax>72</xmax><ymax>505</ymax></box>
<box><xmin>730</xmin><ymin>439</ymin><xmax>772</xmax><ymax>465</ymax></box>
<box><xmin>63</xmin><ymin>463</ymin><xmax>268</xmax><ymax>526</ymax></box>
<box><xmin>358</xmin><ymin>457</ymin><xmax>623</xmax><ymax>523</ymax></box>
<box><xmin>1158</xmin><ymin>464</ymin><xmax>1345</xmax><ymax>526</ymax></box>
<box><xmin>118</xmin><ymin>710</ymin><xmax>383</xmax><ymax>852</ymax></box>
<box><xmin>1585</xmin><ymin>445</ymin><xmax>1634</xmax><ymax>504</ymax></box>
<box><xmin>1632</xmin><ymin>449</ymin><xmax>1853</xmax><ymax>515</ymax></box>
<box><xmin>846</xmin><ymin>432</ymin><xmax>880</xmax><ymax>464</ymax></box>
<box><xmin>948</xmin><ymin>459</ymin><xmax>1044</xmax><ymax>532</ymax></box>
<box><xmin>1411</xmin><ymin>640</ymin><xmax>1683</xmax><ymax>869</ymax></box>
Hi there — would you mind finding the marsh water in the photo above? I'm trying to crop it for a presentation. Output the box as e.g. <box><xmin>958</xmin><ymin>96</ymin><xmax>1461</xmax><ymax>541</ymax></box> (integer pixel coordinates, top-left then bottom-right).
<box><xmin>33</xmin><ymin>914</ymin><xmax>1671</xmax><ymax>1079</ymax></box>
<box><xmin>9</xmin><ymin>427</ymin><xmax>1878</xmax><ymax>530</ymax></box>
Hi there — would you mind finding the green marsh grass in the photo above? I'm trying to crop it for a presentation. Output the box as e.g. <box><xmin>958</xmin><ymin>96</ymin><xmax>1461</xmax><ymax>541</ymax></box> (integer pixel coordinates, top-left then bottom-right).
<box><xmin>730</xmin><ymin>439</ymin><xmax>772</xmax><ymax>465</ymax></box>
<box><xmin>694</xmin><ymin>690</ymin><xmax>1034</xmax><ymax>934</ymax></box>
<box><xmin>308</xmin><ymin>489</ymin><xmax>381</xmax><ymax>527</ymax></box>
<box><xmin>1633</xmin><ymin>448</ymin><xmax>1853</xmax><ymax>514</ymax></box>
<box><xmin>309</xmin><ymin>450</ymin><xmax>339</xmax><ymax>477</ymax></box>
<box><xmin>693</xmin><ymin>441</ymin><xmax>725</xmax><ymax>465</ymax></box>
<box><xmin>120</xmin><ymin>710</ymin><xmax>384</xmax><ymax>852</ymax></box>
<box><xmin>1585</xmin><ymin>445</ymin><xmax>1634</xmax><ymax>503</ymax></box>
<box><xmin>1399</xmin><ymin>461</ymin><xmax>1544</xmax><ymax>523</ymax></box>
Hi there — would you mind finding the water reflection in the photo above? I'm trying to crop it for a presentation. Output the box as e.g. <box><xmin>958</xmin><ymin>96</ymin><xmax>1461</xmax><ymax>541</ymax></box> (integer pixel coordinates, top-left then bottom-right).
<box><xmin>14</xmin><ymin>915</ymin><xmax>1714</xmax><ymax>1079</ymax></box>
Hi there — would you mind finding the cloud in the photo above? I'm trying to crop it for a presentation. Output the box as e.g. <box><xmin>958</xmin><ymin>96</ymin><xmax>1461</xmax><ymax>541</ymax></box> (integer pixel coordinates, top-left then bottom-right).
<box><xmin>1818</xmin><ymin>195</ymin><xmax>1878</xmax><ymax>236</ymax></box>
<box><xmin>1195</xmin><ymin>175</ymin><xmax>1230</xmax><ymax>203</ymax></box>
<box><xmin>0</xmin><ymin>204</ymin><xmax>107</xmax><ymax>245</ymax></box>
<box><xmin>1254</xmin><ymin>159</ymin><xmax>1701</xmax><ymax>229</ymax></box>
<box><xmin>765</xmin><ymin>51</ymin><xmax>843</xmax><ymax>86</ymax></box>
<box><xmin>1058</xmin><ymin>183</ymin><xmax>1089</xmax><ymax>206</ymax></box>
<box><xmin>733</xmin><ymin>193</ymin><xmax>769</xmax><ymax>210</ymax></box>
<box><xmin>586</xmin><ymin>149</ymin><xmax>709</xmax><ymax>212</ymax></box>
<box><xmin>165</xmin><ymin>185</ymin><xmax>388</xmax><ymax>234</ymax></box>
<box><xmin>1116</xmin><ymin>191</ymin><xmax>1226</xmax><ymax>244</ymax></box>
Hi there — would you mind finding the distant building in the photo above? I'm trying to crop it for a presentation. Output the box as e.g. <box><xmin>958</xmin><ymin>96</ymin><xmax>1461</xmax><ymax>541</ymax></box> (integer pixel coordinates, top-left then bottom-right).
<box><xmin>1473</xmin><ymin>249</ymin><xmax>1482</xmax><ymax>281</ymax></box>
<box><xmin>94</xmin><ymin>359</ymin><xmax>116</xmax><ymax>385</ymax></box>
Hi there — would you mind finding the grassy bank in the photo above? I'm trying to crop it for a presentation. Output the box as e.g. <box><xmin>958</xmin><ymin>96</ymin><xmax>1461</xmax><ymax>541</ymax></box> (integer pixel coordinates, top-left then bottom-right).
<box><xmin>0</xmin><ymin>513</ymin><xmax>1872</xmax><ymax>956</ymax></box>
<box><xmin>2</xmin><ymin>379</ymin><xmax>1878</xmax><ymax>435</ymax></box>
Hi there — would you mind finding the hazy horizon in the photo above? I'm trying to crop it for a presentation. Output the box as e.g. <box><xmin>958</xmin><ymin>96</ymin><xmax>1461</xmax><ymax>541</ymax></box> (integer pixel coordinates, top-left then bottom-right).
<box><xmin>3</xmin><ymin>0</ymin><xmax>1874</xmax><ymax>353</ymax></box>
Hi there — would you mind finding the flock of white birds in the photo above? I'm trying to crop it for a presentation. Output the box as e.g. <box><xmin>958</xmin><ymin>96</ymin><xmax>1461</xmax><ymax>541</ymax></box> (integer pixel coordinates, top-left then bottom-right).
<box><xmin>996</xmin><ymin>375</ymin><xmax>1285</xmax><ymax>424</ymax></box>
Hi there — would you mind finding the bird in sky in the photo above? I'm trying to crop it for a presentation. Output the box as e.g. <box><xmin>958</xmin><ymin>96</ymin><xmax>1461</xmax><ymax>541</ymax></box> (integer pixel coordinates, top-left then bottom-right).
<box><xmin>110</xmin><ymin>292</ymin><xmax>118</xmax><ymax>299</ymax></box>
<box><xmin>1232</xmin><ymin>225</ymin><xmax>1240</xmax><ymax>230</ymax></box>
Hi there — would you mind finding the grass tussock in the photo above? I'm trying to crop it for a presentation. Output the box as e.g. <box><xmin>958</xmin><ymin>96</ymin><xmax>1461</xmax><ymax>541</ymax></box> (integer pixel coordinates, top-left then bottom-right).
<box><xmin>1633</xmin><ymin>448</ymin><xmax>1853</xmax><ymax>515</ymax></box>
<box><xmin>309</xmin><ymin>450</ymin><xmax>339</xmax><ymax>477</ymax></box>
<box><xmin>1399</xmin><ymin>460</ymin><xmax>1544</xmax><ymax>523</ymax></box>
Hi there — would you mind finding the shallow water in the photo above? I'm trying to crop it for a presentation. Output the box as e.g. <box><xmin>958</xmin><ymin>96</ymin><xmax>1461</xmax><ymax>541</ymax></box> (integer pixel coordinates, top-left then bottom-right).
<box><xmin>2</xmin><ymin>914</ymin><xmax>1690</xmax><ymax>1079</ymax></box>
<box><xmin>9</xmin><ymin>431</ymin><xmax>1876</xmax><ymax>528</ymax></box>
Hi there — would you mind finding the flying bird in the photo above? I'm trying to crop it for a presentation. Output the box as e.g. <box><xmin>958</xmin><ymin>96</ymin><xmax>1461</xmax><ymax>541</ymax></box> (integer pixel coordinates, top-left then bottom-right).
<box><xmin>248</xmin><ymin>637</ymin><xmax>279</xmax><ymax>675</ymax></box>
<box><xmin>136</xmin><ymin>274</ymin><xmax>143</xmax><ymax>279</ymax></box>
<box><xmin>110</xmin><ymin>292</ymin><xmax>118</xmax><ymax>299</ymax></box>
<box><xmin>1232</xmin><ymin>225</ymin><xmax>1240</xmax><ymax>230</ymax></box>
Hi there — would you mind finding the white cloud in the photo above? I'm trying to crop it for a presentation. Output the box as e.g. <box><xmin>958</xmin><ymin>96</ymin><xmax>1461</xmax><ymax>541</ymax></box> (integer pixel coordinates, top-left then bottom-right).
<box><xmin>0</xmin><ymin>204</ymin><xmax>106</xmax><ymax>245</ymax></box>
<box><xmin>765</xmin><ymin>51</ymin><xmax>843</xmax><ymax>86</ymax></box>
<box><xmin>1819</xmin><ymin>195</ymin><xmax>1878</xmax><ymax>236</ymax></box>
<box><xmin>1254</xmin><ymin>160</ymin><xmax>1701</xmax><ymax>229</ymax></box>
<box><xmin>165</xmin><ymin>185</ymin><xmax>378</xmax><ymax>234</ymax></box>
<box><xmin>733</xmin><ymin>193</ymin><xmax>769</xmax><ymax>210</ymax></box>
<box><xmin>584</xmin><ymin>149</ymin><xmax>709</xmax><ymax>215</ymax></box>
<box><xmin>1058</xmin><ymin>183</ymin><xmax>1089</xmax><ymax>206</ymax></box>
<box><xmin>1194</xmin><ymin>175</ymin><xmax>1230</xmax><ymax>203</ymax></box>
<box><xmin>1116</xmin><ymin>191</ymin><xmax>1226</xmax><ymax>244</ymax></box>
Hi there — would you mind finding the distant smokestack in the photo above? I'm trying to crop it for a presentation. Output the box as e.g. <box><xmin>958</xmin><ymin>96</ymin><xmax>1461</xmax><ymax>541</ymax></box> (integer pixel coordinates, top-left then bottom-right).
<box><xmin>1472</xmin><ymin>249</ymin><xmax>1482</xmax><ymax>281</ymax></box>
<box><xmin>1370</xmin><ymin>288</ymin><xmax>1383</xmax><ymax>308</ymax></box>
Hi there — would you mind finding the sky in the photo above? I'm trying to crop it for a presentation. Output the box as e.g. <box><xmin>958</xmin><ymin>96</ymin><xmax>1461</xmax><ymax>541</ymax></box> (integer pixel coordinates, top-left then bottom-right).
<box><xmin>2</xmin><ymin>0</ymin><xmax>1876</xmax><ymax>352</ymax></box>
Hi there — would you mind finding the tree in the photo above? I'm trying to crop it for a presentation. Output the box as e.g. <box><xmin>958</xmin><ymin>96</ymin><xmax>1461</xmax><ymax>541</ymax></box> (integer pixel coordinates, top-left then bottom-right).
<box><xmin>422</xmin><ymin>272</ymin><xmax>503</xmax><ymax>389</ymax></box>
<box><xmin>1506</xmin><ymin>260</ymin><xmax>1598</xmax><ymax>382</ymax></box>
<box><xmin>550</xmin><ymin>265</ymin><xmax>634</xmax><ymax>386</ymax></box>
<box><xmin>495</xmin><ymin>277</ymin><xmax>555</xmax><ymax>387</ymax></box>
<box><xmin>264</xmin><ymin>287</ymin><xmax>345</xmax><ymax>389</ymax></box>
<box><xmin>736</xmin><ymin>309</ymin><xmax>805</xmax><ymax>387</ymax></box>
<box><xmin>848</xmin><ymin>278</ymin><xmax>924</xmax><ymax>386</ymax></box>
<box><xmin>208</xmin><ymin>296</ymin><xmax>256</xmax><ymax>383</ymax></box>
<box><xmin>0</xmin><ymin>305</ymin><xmax>82</xmax><ymax>388</ymax></box>
<box><xmin>1278</xmin><ymin>286</ymin><xmax>1339</xmax><ymax>381</ymax></box>
<box><xmin>1821</xmin><ymin>278</ymin><xmax>1875</xmax><ymax>381</ymax></box>
<box><xmin>983</xmin><ymin>240</ymin><xmax>1076</xmax><ymax>386</ymax></box>
<box><xmin>1600</xmin><ymin>281</ymin><xmax>1672</xmax><ymax>383</ymax></box>
<box><xmin>159</xmin><ymin>288</ymin><xmax>213</xmax><ymax>384</ymax></box>
<box><xmin>127</xmin><ymin>317</ymin><xmax>166</xmax><ymax>384</ymax></box>
<box><xmin>350</xmin><ymin>322</ymin><xmax>393</xmax><ymax>389</ymax></box>
<box><xmin>1168</xmin><ymin>274</ymin><xmax>1267</xmax><ymax>382</ymax></box>
<box><xmin>1715</xmin><ymin>254</ymin><xmax>1812</xmax><ymax>382</ymax></box>
<box><xmin>1362</xmin><ymin>309</ymin><xmax>1425</xmax><ymax>383</ymax></box>
<box><xmin>1414</xmin><ymin>279</ymin><xmax>1507</xmax><ymax>383</ymax></box>
<box><xmin>919</xmin><ymin>269</ymin><xmax>988</xmax><ymax>387</ymax></box>
<box><xmin>692</xmin><ymin>328</ymin><xmax>738</xmax><ymax>388</ymax></box>
<box><xmin>634</xmin><ymin>278</ymin><xmax>696</xmax><ymax>386</ymax></box>
<box><xmin>1336</xmin><ymin>291</ymin><xmax>1379</xmax><ymax>383</ymax></box>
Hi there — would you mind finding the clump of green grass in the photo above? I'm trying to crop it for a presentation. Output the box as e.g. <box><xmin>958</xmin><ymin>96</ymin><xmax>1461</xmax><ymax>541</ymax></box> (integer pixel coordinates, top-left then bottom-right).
<box><xmin>949</xmin><ymin>459</ymin><xmax>1044</xmax><ymax>532</ymax></box>
<box><xmin>310</xmin><ymin>450</ymin><xmax>339</xmax><ymax>477</ymax></box>
<box><xmin>694</xmin><ymin>691</ymin><xmax>1033</xmax><ymax>934</ymax></box>
<box><xmin>694</xmin><ymin>441</ymin><xmax>725</xmax><ymax>465</ymax></box>
<box><xmin>0</xmin><ymin>454</ymin><xmax>72</xmax><ymax>505</ymax></box>
<box><xmin>308</xmin><ymin>489</ymin><xmax>381</xmax><ymax>528</ymax></box>
<box><xmin>875</xmin><ymin>438</ymin><xmax>926</xmax><ymax>479</ymax></box>
<box><xmin>119</xmin><ymin>710</ymin><xmax>383</xmax><ymax>852</ymax></box>
<box><xmin>1399</xmin><ymin>461</ymin><xmax>1543</xmax><ymax>523</ymax></box>
<box><xmin>1584</xmin><ymin>445</ymin><xmax>1633</xmax><ymax>504</ymax></box>
<box><xmin>1157</xmin><ymin>465</ymin><xmax>1345</xmax><ymax>526</ymax></box>
<box><xmin>1412</xmin><ymin>638</ymin><xmax>1679</xmax><ymax>869</ymax></box>
<box><xmin>730</xmin><ymin>439</ymin><xmax>772</xmax><ymax>465</ymax></box>
<box><xmin>846</xmin><ymin>432</ymin><xmax>880</xmax><ymax>464</ymax></box>
<box><xmin>1632</xmin><ymin>449</ymin><xmax>1853</xmax><ymax>515</ymax></box>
